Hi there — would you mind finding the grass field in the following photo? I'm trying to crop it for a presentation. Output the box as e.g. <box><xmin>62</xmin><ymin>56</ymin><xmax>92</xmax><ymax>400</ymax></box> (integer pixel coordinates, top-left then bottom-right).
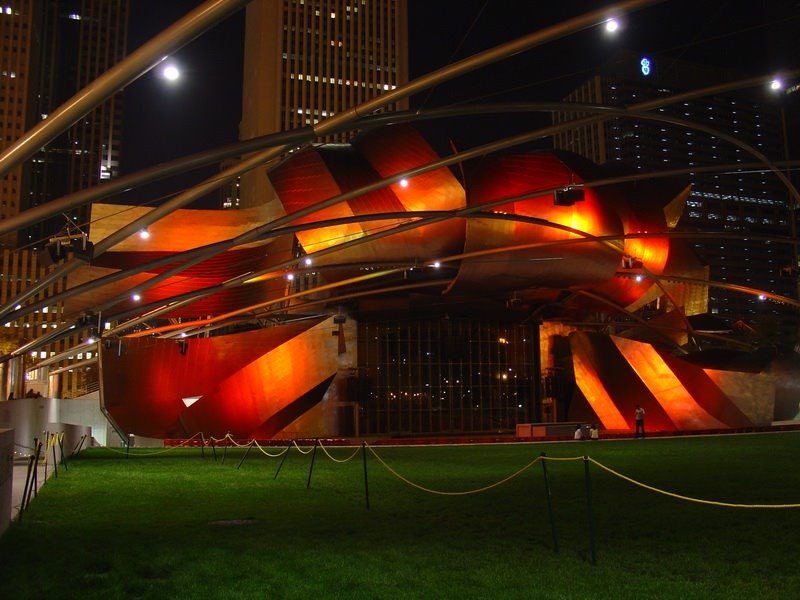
<box><xmin>1</xmin><ymin>432</ymin><xmax>800</xmax><ymax>599</ymax></box>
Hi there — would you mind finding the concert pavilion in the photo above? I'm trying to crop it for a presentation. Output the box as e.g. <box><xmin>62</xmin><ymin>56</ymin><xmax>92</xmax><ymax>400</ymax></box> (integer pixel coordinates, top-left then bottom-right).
<box><xmin>61</xmin><ymin>123</ymin><xmax>795</xmax><ymax>440</ymax></box>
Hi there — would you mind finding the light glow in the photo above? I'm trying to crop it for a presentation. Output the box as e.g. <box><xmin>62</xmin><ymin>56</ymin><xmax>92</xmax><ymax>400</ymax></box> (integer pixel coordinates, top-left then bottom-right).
<box><xmin>605</xmin><ymin>18</ymin><xmax>619</xmax><ymax>32</ymax></box>
<box><xmin>163</xmin><ymin>65</ymin><xmax>180</xmax><ymax>81</ymax></box>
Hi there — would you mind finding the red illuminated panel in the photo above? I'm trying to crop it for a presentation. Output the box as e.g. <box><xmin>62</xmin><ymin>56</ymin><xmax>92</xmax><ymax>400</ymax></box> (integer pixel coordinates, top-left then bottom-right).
<box><xmin>570</xmin><ymin>331</ymin><xmax>674</xmax><ymax>431</ymax></box>
<box><xmin>100</xmin><ymin>319</ymin><xmax>329</xmax><ymax>438</ymax></box>
<box><xmin>571</xmin><ymin>346</ymin><xmax>629</xmax><ymax>430</ymax></box>
<box><xmin>178</xmin><ymin>318</ymin><xmax>342</xmax><ymax>437</ymax></box>
<box><xmin>612</xmin><ymin>337</ymin><xmax>727</xmax><ymax>430</ymax></box>
<box><xmin>355</xmin><ymin>124</ymin><xmax>466</xmax><ymax>213</ymax></box>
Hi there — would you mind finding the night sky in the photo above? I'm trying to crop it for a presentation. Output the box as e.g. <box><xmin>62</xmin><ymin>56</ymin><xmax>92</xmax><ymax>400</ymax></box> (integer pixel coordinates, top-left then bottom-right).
<box><xmin>120</xmin><ymin>0</ymin><xmax>800</xmax><ymax>204</ymax></box>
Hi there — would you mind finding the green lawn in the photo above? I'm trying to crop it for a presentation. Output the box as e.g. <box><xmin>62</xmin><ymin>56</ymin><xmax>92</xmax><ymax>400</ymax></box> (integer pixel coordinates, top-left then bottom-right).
<box><xmin>1</xmin><ymin>433</ymin><xmax>799</xmax><ymax>599</ymax></box>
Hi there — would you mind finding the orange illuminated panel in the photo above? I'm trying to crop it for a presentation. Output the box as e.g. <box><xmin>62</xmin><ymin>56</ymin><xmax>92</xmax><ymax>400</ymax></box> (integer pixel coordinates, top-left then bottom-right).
<box><xmin>612</xmin><ymin>337</ymin><xmax>726</xmax><ymax>430</ymax></box>
<box><xmin>571</xmin><ymin>351</ymin><xmax>629</xmax><ymax>430</ymax></box>
<box><xmin>178</xmin><ymin>317</ymin><xmax>341</xmax><ymax>437</ymax></box>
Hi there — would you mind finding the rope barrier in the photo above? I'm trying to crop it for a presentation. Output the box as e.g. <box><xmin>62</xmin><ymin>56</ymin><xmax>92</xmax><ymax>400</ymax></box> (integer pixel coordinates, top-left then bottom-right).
<box><xmin>221</xmin><ymin>433</ymin><xmax>252</xmax><ymax>448</ymax></box>
<box><xmin>252</xmin><ymin>440</ymin><xmax>290</xmax><ymax>458</ymax></box>
<box><xmin>318</xmin><ymin>440</ymin><xmax>361</xmax><ymax>463</ymax></box>
<box><xmin>292</xmin><ymin>440</ymin><xmax>315</xmax><ymax>455</ymax></box>
<box><xmin>366</xmin><ymin>444</ymin><xmax>542</xmax><ymax>496</ymax></box>
<box><xmin>587</xmin><ymin>457</ymin><xmax>800</xmax><ymax>509</ymax></box>
<box><xmin>96</xmin><ymin>432</ymin><xmax>205</xmax><ymax>456</ymax></box>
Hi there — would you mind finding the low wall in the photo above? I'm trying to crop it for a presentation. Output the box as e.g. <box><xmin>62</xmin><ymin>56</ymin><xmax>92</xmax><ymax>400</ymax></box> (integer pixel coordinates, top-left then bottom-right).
<box><xmin>0</xmin><ymin>397</ymin><xmax>58</xmax><ymax>458</ymax></box>
<box><xmin>0</xmin><ymin>428</ymin><xmax>12</xmax><ymax>536</ymax></box>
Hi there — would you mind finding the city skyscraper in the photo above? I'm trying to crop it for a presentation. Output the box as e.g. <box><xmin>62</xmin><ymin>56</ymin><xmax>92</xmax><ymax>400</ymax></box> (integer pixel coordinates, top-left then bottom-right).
<box><xmin>0</xmin><ymin>0</ymin><xmax>128</xmax><ymax>398</ymax></box>
<box><xmin>1</xmin><ymin>0</ymin><xmax>128</xmax><ymax>250</ymax></box>
<box><xmin>552</xmin><ymin>53</ymin><xmax>796</xmax><ymax>342</ymax></box>
<box><xmin>237</xmin><ymin>0</ymin><xmax>408</xmax><ymax>210</ymax></box>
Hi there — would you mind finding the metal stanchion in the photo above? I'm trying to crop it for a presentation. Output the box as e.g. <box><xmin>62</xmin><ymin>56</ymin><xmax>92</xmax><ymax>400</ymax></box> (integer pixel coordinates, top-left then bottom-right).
<box><xmin>200</xmin><ymin>432</ymin><xmax>206</xmax><ymax>459</ymax></box>
<box><xmin>362</xmin><ymin>442</ymin><xmax>370</xmax><ymax>510</ymax></box>
<box><xmin>237</xmin><ymin>440</ymin><xmax>255</xmax><ymax>470</ymax></box>
<box><xmin>583</xmin><ymin>456</ymin><xmax>597</xmax><ymax>565</ymax></box>
<box><xmin>57</xmin><ymin>433</ymin><xmax>68</xmax><ymax>471</ymax></box>
<box><xmin>18</xmin><ymin>454</ymin><xmax>36</xmax><ymax>521</ymax></box>
<box><xmin>221</xmin><ymin>433</ymin><xmax>230</xmax><ymax>464</ymax></box>
<box><xmin>274</xmin><ymin>440</ymin><xmax>292</xmax><ymax>479</ymax></box>
<box><xmin>540</xmin><ymin>452</ymin><xmax>559</xmax><ymax>554</ymax></box>
<box><xmin>51</xmin><ymin>434</ymin><xmax>59</xmax><ymax>479</ymax></box>
<box><xmin>306</xmin><ymin>439</ymin><xmax>319</xmax><ymax>489</ymax></box>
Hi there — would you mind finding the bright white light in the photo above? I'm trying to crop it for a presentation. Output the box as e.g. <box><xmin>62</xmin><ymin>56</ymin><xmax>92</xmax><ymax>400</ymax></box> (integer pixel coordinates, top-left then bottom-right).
<box><xmin>399</xmin><ymin>178</ymin><xmax>409</xmax><ymax>188</ymax></box>
<box><xmin>86</xmin><ymin>337</ymin><xmax>95</xmax><ymax>345</ymax></box>
<box><xmin>163</xmin><ymin>65</ymin><xmax>180</xmax><ymax>81</ymax></box>
<box><xmin>132</xmin><ymin>293</ymin><xmax>141</xmax><ymax>302</ymax></box>
<box><xmin>770</xmin><ymin>79</ymin><xmax>783</xmax><ymax>91</ymax></box>
<box><xmin>286</xmin><ymin>273</ymin><xmax>295</xmax><ymax>281</ymax></box>
<box><xmin>304</xmin><ymin>257</ymin><xmax>313</xmax><ymax>266</ymax></box>
<box><xmin>605</xmin><ymin>18</ymin><xmax>619</xmax><ymax>33</ymax></box>
<box><xmin>635</xmin><ymin>275</ymin><xmax>643</xmax><ymax>282</ymax></box>
<box><xmin>139</xmin><ymin>229</ymin><xmax>150</xmax><ymax>240</ymax></box>
<box><xmin>432</xmin><ymin>261</ymin><xmax>440</xmax><ymax>268</ymax></box>
<box><xmin>758</xmin><ymin>294</ymin><xmax>767</xmax><ymax>301</ymax></box>
<box><xmin>182</xmin><ymin>396</ymin><xmax>201</xmax><ymax>408</ymax></box>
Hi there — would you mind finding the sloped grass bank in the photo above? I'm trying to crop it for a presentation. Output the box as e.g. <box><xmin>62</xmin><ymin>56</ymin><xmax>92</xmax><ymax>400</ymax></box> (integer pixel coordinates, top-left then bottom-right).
<box><xmin>1</xmin><ymin>433</ymin><xmax>799</xmax><ymax>599</ymax></box>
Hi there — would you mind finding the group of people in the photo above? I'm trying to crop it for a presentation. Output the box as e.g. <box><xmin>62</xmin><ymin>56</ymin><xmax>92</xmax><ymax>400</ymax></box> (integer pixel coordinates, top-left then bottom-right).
<box><xmin>573</xmin><ymin>405</ymin><xmax>646</xmax><ymax>441</ymax></box>
<box><xmin>6</xmin><ymin>389</ymin><xmax>42</xmax><ymax>400</ymax></box>
<box><xmin>574</xmin><ymin>424</ymin><xmax>600</xmax><ymax>440</ymax></box>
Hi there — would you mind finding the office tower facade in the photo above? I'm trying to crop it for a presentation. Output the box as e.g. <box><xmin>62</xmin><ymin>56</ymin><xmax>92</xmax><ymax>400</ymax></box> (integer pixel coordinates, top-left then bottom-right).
<box><xmin>237</xmin><ymin>0</ymin><xmax>409</xmax><ymax>210</ymax></box>
<box><xmin>1</xmin><ymin>0</ymin><xmax>128</xmax><ymax>399</ymax></box>
<box><xmin>553</xmin><ymin>55</ymin><xmax>796</xmax><ymax>341</ymax></box>
<box><xmin>1</xmin><ymin>0</ymin><xmax>128</xmax><ymax>250</ymax></box>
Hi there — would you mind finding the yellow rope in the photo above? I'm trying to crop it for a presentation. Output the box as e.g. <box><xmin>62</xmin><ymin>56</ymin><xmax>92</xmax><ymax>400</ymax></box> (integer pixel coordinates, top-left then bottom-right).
<box><xmin>96</xmin><ymin>432</ymin><xmax>205</xmax><ymax>456</ymax></box>
<box><xmin>292</xmin><ymin>440</ymin><xmax>315</xmax><ymax>455</ymax></box>
<box><xmin>588</xmin><ymin>457</ymin><xmax>800</xmax><ymax>509</ymax></box>
<box><xmin>253</xmin><ymin>440</ymin><xmax>290</xmax><ymax>458</ymax></box>
<box><xmin>367</xmin><ymin>445</ymin><xmax>542</xmax><ymax>496</ymax></box>
<box><xmin>228</xmin><ymin>434</ymin><xmax>255</xmax><ymax>448</ymax></box>
<box><xmin>318</xmin><ymin>440</ymin><xmax>361</xmax><ymax>463</ymax></box>
<box><xmin>541</xmin><ymin>455</ymin><xmax>584</xmax><ymax>462</ymax></box>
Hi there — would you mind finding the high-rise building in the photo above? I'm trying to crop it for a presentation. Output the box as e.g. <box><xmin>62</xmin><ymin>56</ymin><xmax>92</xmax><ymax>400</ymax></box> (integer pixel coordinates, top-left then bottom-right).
<box><xmin>0</xmin><ymin>0</ymin><xmax>128</xmax><ymax>251</ymax></box>
<box><xmin>553</xmin><ymin>54</ymin><xmax>796</xmax><ymax>340</ymax></box>
<box><xmin>237</xmin><ymin>0</ymin><xmax>408</xmax><ymax>210</ymax></box>
<box><xmin>1</xmin><ymin>0</ymin><xmax>128</xmax><ymax>399</ymax></box>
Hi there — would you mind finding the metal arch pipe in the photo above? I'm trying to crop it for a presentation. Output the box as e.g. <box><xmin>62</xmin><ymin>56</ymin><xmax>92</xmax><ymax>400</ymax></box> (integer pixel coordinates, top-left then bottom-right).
<box><xmin>0</xmin><ymin>0</ymin><xmax>662</xmax><ymax>315</ymax></box>
<box><xmin>0</xmin><ymin>0</ymin><xmax>252</xmax><ymax>179</ymax></box>
<box><xmin>2</xmin><ymin>89</ymin><xmax>794</xmax><ymax>321</ymax></box>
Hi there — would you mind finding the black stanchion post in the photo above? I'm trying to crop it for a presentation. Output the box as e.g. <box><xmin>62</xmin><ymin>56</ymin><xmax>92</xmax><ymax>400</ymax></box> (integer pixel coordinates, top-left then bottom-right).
<box><xmin>71</xmin><ymin>434</ymin><xmax>86</xmax><ymax>456</ymax></box>
<box><xmin>583</xmin><ymin>456</ymin><xmax>597</xmax><ymax>566</ymax></box>
<box><xmin>237</xmin><ymin>440</ymin><xmax>255</xmax><ymax>470</ymax></box>
<box><xmin>200</xmin><ymin>433</ymin><xmax>206</xmax><ymax>459</ymax></box>
<box><xmin>18</xmin><ymin>454</ymin><xmax>36</xmax><ymax>521</ymax></box>
<box><xmin>306</xmin><ymin>439</ymin><xmax>319</xmax><ymax>489</ymax></box>
<box><xmin>222</xmin><ymin>432</ymin><xmax>230</xmax><ymax>464</ymax></box>
<box><xmin>51</xmin><ymin>435</ymin><xmax>59</xmax><ymax>479</ymax></box>
<box><xmin>57</xmin><ymin>434</ymin><xmax>67</xmax><ymax>470</ymax></box>
<box><xmin>30</xmin><ymin>441</ymin><xmax>42</xmax><ymax>504</ymax></box>
<box><xmin>362</xmin><ymin>442</ymin><xmax>370</xmax><ymax>510</ymax></box>
<box><xmin>274</xmin><ymin>440</ymin><xmax>292</xmax><ymax>479</ymax></box>
<box><xmin>126</xmin><ymin>433</ymin><xmax>132</xmax><ymax>458</ymax></box>
<box><xmin>210</xmin><ymin>437</ymin><xmax>218</xmax><ymax>462</ymax></box>
<box><xmin>540</xmin><ymin>452</ymin><xmax>559</xmax><ymax>554</ymax></box>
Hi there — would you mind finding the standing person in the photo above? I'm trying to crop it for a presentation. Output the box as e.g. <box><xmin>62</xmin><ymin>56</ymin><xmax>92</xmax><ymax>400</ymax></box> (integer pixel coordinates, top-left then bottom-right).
<box><xmin>590</xmin><ymin>424</ymin><xmax>599</xmax><ymax>440</ymax></box>
<box><xmin>574</xmin><ymin>425</ymin><xmax>584</xmax><ymax>440</ymax></box>
<box><xmin>634</xmin><ymin>405</ymin><xmax>646</xmax><ymax>438</ymax></box>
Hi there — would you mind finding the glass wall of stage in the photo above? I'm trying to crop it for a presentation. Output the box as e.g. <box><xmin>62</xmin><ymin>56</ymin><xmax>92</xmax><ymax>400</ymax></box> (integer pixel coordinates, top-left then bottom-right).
<box><xmin>357</xmin><ymin>319</ymin><xmax>537</xmax><ymax>436</ymax></box>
